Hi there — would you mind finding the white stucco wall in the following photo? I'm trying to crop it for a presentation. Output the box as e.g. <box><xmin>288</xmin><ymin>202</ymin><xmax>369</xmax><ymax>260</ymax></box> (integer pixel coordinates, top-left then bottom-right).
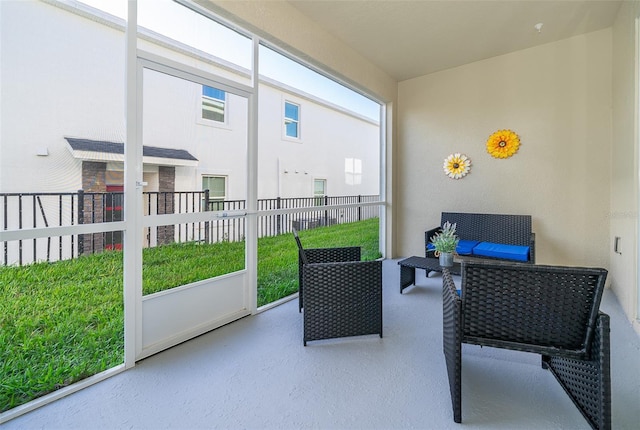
<box><xmin>0</xmin><ymin>0</ymin><xmax>125</xmax><ymax>193</ymax></box>
<box><xmin>140</xmin><ymin>68</ymin><xmax>249</xmax><ymax>199</ymax></box>
<box><xmin>397</xmin><ymin>29</ymin><xmax>612</xmax><ymax>269</ymax></box>
<box><xmin>257</xmin><ymin>82</ymin><xmax>380</xmax><ymax>199</ymax></box>
<box><xmin>611</xmin><ymin>1</ymin><xmax>640</xmax><ymax>330</ymax></box>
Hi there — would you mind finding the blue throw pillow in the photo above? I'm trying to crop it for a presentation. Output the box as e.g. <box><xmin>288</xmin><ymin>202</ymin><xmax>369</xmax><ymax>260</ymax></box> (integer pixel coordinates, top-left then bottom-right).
<box><xmin>472</xmin><ymin>242</ymin><xmax>530</xmax><ymax>262</ymax></box>
<box><xmin>427</xmin><ymin>240</ymin><xmax>479</xmax><ymax>255</ymax></box>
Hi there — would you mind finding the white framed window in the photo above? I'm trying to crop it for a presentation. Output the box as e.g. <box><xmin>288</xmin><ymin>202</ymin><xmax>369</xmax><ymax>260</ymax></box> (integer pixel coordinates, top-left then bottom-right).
<box><xmin>202</xmin><ymin>85</ymin><xmax>226</xmax><ymax>123</ymax></box>
<box><xmin>314</xmin><ymin>178</ymin><xmax>326</xmax><ymax>205</ymax></box>
<box><xmin>202</xmin><ymin>175</ymin><xmax>227</xmax><ymax>211</ymax></box>
<box><xmin>284</xmin><ymin>101</ymin><xmax>300</xmax><ymax>139</ymax></box>
<box><xmin>314</xmin><ymin>178</ymin><xmax>326</xmax><ymax>197</ymax></box>
<box><xmin>345</xmin><ymin>158</ymin><xmax>362</xmax><ymax>185</ymax></box>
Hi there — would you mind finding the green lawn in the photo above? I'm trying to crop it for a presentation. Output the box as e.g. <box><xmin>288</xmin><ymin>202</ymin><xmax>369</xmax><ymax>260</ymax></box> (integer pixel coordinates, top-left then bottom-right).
<box><xmin>0</xmin><ymin>218</ymin><xmax>379</xmax><ymax>412</ymax></box>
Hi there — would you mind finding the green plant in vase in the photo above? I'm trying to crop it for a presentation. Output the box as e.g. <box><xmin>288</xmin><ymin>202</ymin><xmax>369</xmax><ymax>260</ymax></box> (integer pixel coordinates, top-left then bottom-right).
<box><xmin>430</xmin><ymin>221</ymin><xmax>458</xmax><ymax>267</ymax></box>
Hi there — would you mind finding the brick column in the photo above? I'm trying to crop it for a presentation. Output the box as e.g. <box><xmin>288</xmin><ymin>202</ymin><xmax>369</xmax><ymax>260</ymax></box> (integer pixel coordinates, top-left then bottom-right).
<box><xmin>157</xmin><ymin>166</ymin><xmax>175</xmax><ymax>245</ymax></box>
<box><xmin>81</xmin><ymin>161</ymin><xmax>107</xmax><ymax>255</ymax></box>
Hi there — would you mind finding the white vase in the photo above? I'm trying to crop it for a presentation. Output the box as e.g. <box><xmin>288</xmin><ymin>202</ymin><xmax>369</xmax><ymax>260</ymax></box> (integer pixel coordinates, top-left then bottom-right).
<box><xmin>439</xmin><ymin>252</ymin><xmax>454</xmax><ymax>267</ymax></box>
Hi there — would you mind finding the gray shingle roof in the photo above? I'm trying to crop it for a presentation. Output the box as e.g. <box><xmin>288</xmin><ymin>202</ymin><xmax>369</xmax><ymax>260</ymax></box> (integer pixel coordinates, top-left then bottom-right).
<box><xmin>65</xmin><ymin>137</ymin><xmax>198</xmax><ymax>161</ymax></box>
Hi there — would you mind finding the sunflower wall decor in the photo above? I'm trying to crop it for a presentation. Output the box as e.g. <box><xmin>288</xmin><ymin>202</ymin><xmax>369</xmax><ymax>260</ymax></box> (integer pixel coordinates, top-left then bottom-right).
<box><xmin>443</xmin><ymin>153</ymin><xmax>471</xmax><ymax>179</ymax></box>
<box><xmin>486</xmin><ymin>129</ymin><xmax>520</xmax><ymax>158</ymax></box>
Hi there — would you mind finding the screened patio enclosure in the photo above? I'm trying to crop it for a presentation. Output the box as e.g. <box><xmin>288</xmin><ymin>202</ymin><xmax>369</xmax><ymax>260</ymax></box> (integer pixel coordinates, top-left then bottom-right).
<box><xmin>0</xmin><ymin>0</ymin><xmax>384</xmax><ymax>419</ymax></box>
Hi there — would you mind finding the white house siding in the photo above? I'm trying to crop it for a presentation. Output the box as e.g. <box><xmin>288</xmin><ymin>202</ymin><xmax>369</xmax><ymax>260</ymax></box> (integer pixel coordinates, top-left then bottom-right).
<box><xmin>0</xmin><ymin>0</ymin><xmax>125</xmax><ymax>194</ymax></box>
<box><xmin>0</xmin><ymin>0</ymin><xmax>380</xmax><ymax>264</ymax></box>
<box><xmin>141</xmin><ymin>68</ymin><xmax>249</xmax><ymax>200</ymax></box>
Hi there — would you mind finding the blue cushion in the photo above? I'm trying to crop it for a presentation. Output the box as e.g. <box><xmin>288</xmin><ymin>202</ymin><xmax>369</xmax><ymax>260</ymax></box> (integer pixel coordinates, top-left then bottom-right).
<box><xmin>456</xmin><ymin>240</ymin><xmax>480</xmax><ymax>256</ymax></box>
<box><xmin>427</xmin><ymin>239</ymin><xmax>479</xmax><ymax>255</ymax></box>
<box><xmin>472</xmin><ymin>242</ymin><xmax>530</xmax><ymax>262</ymax></box>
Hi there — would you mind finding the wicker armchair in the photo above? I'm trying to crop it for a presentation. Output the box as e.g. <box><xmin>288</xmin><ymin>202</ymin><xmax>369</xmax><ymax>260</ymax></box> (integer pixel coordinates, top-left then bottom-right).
<box><xmin>443</xmin><ymin>261</ymin><xmax>610</xmax><ymax>429</ymax></box>
<box><xmin>293</xmin><ymin>229</ymin><xmax>383</xmax><ymax>346</ymax></box>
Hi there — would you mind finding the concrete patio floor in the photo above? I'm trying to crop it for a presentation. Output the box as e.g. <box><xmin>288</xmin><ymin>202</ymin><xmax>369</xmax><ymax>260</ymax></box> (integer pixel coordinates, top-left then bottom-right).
<box><xmin>4</xmin><ymin>259</ymin><xmax>640</xmax><ymax>429</ymax></box>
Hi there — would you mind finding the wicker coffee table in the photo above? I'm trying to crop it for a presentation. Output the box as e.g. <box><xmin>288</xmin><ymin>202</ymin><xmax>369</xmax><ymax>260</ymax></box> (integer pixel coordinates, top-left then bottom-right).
<box><xmin>397</xmin><ymin>256</ymin><xmax>448</xmax><ymax>293</ymax></box>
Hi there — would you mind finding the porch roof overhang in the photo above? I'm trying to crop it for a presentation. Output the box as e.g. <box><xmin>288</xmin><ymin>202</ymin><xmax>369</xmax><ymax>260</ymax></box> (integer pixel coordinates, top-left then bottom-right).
<box><xmin>64</xmin><ymin>137</ymin><xmax>199</xmax><ymax>167</ymax></box>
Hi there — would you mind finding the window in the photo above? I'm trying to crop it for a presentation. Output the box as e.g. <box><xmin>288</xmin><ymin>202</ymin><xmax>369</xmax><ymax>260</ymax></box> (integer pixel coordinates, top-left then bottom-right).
<box><xmin>202</xmin><ymin>176</ymin><xmax>226</xmax><ymax>211</ymax></box>
<box><xmin>202</xmin><ymin>86</ymin><xmax>226</xmax><ymax>122</ymax></box>
<box><xmin>314</xmin><ymin>178</ymin><xmax>326</xmax><ymax>205</ymax></box>
<box><xmin>314</xmin><ymin>179</ymin><xmax>326</xmax><ymax>197</ymax></box>
<box><xmin>284</xmin><ymin>101</ymin><xmax>300</xmax><ymax>138</ymax></box>
<box><xmin>345</xmin><ymin>158</ymin><xmax>362</xmax><ymax>185</ymax></box>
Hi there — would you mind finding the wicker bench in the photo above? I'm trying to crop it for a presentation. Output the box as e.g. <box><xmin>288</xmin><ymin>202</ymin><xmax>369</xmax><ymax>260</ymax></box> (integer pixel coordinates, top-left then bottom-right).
<box><xmin>443</xmin><ymin>261</ymin><xmax>610</xmax><ymax>429</ymax></box>
<box><xmin>425</xmin><ymin>212</ymin><xmax>535</xmax><ymax>275</ymax></box>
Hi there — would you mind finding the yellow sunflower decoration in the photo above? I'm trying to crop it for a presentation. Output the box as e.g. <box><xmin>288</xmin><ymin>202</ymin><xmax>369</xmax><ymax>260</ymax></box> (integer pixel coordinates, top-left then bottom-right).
<box><xmin>443</xmin><ymin>153</ymin><xmax>471</xmax><ymax>179</ymax></box>
<box><xmin>486</xmin><ymin>129</ymin><xmax>520</xmax><ymax>158</ymax></box>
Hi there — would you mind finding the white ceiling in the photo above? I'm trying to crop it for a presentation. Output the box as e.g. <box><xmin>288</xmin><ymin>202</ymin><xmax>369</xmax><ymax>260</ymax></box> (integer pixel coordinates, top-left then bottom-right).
<box><xmin>288</xmin><ymin>0</ymin><xmax>623</xmax><ymax>81</ymax></box>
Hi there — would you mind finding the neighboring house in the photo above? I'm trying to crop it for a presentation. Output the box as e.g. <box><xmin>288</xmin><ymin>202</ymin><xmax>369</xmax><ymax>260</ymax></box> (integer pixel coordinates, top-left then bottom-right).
<box><xmin>0</xmin><ymin>0</ymin><xmax>380</xmax><ymax>261</ymax></box>
<box><xmin>0</xmin><ymin>0</ymin><xmax>379</xmax><ymax>200</ymax></box>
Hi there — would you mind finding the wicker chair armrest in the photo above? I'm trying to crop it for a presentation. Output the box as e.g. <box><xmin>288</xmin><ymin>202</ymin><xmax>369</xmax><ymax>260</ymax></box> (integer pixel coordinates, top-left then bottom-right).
<box><xmin>443</xmin><ymin>269</ymin><xmax>460</xmax><ymax>303</ymax></box>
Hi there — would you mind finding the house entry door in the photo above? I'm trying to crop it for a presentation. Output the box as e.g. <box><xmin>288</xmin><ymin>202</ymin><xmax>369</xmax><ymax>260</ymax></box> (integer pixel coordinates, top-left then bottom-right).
<box><xmin>136</xmin><ymin>60</ymin><xmax>252</xmax><ymax>359</ymax></box>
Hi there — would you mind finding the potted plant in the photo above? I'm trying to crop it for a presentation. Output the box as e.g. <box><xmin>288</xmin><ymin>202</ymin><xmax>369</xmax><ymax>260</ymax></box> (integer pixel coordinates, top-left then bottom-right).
<box><xmin>430</xmin><ymin>221</ymin><xmax>458</xmax><ymax>267</ymax></box>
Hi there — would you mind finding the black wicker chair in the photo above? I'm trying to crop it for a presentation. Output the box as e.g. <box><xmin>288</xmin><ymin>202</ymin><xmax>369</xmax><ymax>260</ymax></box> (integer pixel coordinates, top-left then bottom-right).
<box><xmin>443</xmin><ymin>261</ymin><xmax>610</xmax><ymax>429</ymax></box>
<box><xmin>293</xmin><ymin>229</ymin><xmax>383</xmax><ymax>346</ymax></box>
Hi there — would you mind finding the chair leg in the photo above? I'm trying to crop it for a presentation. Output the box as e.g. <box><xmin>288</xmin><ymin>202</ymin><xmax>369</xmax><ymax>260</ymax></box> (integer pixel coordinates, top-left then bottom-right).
<box><xmin>443</xmin><ymin>333</ymin><xmax>462</xmax><ymax>423</ymax></box>
<box><xmin>298</xmin><ymin>258</ymin><xmax>304</xmax><ymax>313</ymax></box>
<box><xmin>443</xmin><ymin>278</ymin><xmax>462</xmax><ymax>423</ymax></box>
<box><xmin>543</xmin><ymin>312</ymin><xmax>611</xmax><ymax>430</ymax></box>
<box><xmin>400</xmin><ymin>265</ymin><xmax>415</xmax><ymax>294</ymax></box>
